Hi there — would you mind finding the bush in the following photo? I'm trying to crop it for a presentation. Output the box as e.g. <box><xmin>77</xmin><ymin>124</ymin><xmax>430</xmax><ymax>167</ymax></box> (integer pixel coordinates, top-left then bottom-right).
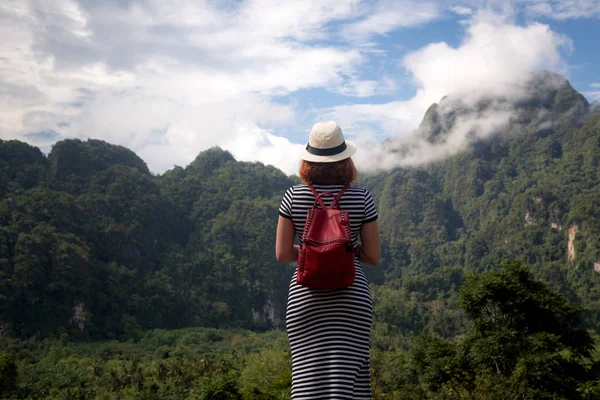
<box><xmin>0</xmin><ymin>352</ymin><xmax>17</xmax><ymax>393</ymax></box>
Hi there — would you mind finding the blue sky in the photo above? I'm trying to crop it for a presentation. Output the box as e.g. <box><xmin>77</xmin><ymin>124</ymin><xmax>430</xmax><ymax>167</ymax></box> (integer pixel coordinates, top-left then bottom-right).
<box><xmin>547</xmin><ymin>19</ymin><xmax>600</xmax><ymax>93</ymax></box>
<box><xmin>1</xmin><ymin>0</ymin><xmax>599</xmax><ymax>174</ymax></box>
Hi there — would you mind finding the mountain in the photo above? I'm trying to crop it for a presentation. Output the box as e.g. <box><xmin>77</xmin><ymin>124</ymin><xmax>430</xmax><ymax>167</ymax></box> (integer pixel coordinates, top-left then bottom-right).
<box><xmin>361</xmin><ymin>73</ymin><xmax>600</xmax><ymax>335</ymax></box>
<box><xmin>48</xmin><ymin>139</ymin><xmax>151</xmax><ymax>195</ymax></box>
<box><xmin>0</xmin><ymin>140</ymin><xmax>295</xmax><ymax>338</ymax></box>
<box><xmin>0</xmin><ymin>72</ymin><xmax>599</xmax><ymax>340</ymax></box>
<box><xmin>0</xmin><ymin>140</ymin><xmax>47</xmax><ymax>198</ymax></box>
<box><xmin>418</xmin><ymin>71</ymin><xmax>589</xmax><ymax>144</ymax></box>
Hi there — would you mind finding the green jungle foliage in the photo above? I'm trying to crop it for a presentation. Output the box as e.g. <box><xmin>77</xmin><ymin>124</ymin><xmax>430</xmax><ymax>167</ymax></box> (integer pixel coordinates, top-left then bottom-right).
<box><xmin>0</xmin><ymin>142</ymin><xmax>296</xmax><ymax>338</ymax></box>
<box><xmin>0</xmin><ymin>328</ymin><xmax>291</xmax><ymax>400</ymax></box>
<box><xmin>1</xmin><ymin>73</ymin><xmax>600</xmax><ymax>398</ymax></box>
<box><xmin>2</xmin><ymin>263</ymin><xmax>600</xmax><ymax>399</ymax></box>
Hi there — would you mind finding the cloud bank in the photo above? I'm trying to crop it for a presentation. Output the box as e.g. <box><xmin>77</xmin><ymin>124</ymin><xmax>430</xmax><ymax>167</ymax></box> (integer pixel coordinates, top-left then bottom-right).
<box><xmin>328</xmin><ymin>11</ymin><xmax>573</xmax><ymax>173</ymax></box>
<box><xmin>0</xmin><ymin>0</ymin><xmax>594</xmax><ymax>175</ymax></box>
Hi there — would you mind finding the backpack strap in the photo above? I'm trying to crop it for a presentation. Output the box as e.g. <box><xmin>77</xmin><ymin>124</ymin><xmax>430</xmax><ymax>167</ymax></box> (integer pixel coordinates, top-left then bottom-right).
<box><xmin>308</xmin><ymin>184</ymin><xmax>327</xmax><ymax>209</ymax></box>
<box><xmin>330</xmin><ymin>185</ymin><xmax>350</xmax><ymax>209</ymax></box>
<box><xmin>308</xmin><ymin>183</ymin><xmax>351</xmax><ymax>209</ymax></box>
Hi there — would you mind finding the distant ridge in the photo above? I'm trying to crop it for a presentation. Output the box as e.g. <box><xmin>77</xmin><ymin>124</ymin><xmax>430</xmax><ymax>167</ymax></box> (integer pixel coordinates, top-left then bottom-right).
<box><xmin>0</xmin><ymin>72</ymin><xmax>598</xmax><ymax>342</ymax></box>
<box><xmin>419</xmin><ymin>71</ymin><xmax>589</xmax><ymax>143</ymax></box>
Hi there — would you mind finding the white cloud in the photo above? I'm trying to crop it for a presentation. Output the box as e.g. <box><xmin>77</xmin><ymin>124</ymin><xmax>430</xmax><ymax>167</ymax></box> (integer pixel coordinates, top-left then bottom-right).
<box><xmin>349</xmin><ymin>106</ymin><xmax>516</xmax><ymax>173</ymax></box>
<box><xmin>586</xmin><ymin>83</ymin><xmax>600</xmax><ymax>101</ymax></box>
<box><xmin>336</xmin><ymin>79</ymin><xmax>379</xmax><ymax>97</ymax></box>
<box><xmin>450</xmin><ymin>0</ymin><xmax>600</xmax><ymax>21</ymax></box>
<box><xmin>0</xmin><ymin>0</ymin><xmax>593</xmax><ymax>176</ymax></box>
<box><xmin>324</xmin><ymin>11</ymin><xmax>572</xmax><ymax>172</ymax></box>
<box><xmin>219</xmin><ymin>123</ymin><xmax>305</xmax><ymax>176</ymax></box>
<box><xmin>450</xmin><ymin>5</ymin><xmax>473</xmax><ymax>16</ymax></box>
<box><xmin>524</xmin><ymin>0</ymin><xmax>600</xmax><ymax>20</ymax></box>
<box><xmin>404</xmin><ymin>13</ymin><xmax>571</xmax><ymax>104</ymax></box>
<box><xmin>341</xmin><ymin>0</ymin><xmax>440</xmax><ymax>41</ymax></box>
<box><xmin>334</xmin><ymin>76</ymin><xmax>403</xmax><ymax>98</ymax></box>
<box><xmin>0</xmin><ymin>0</ymin><xmax>382</xmax><ymax>172</ymax></box>
<box><xmin>322</xmin><ymin>97</ymin><xmax>424</xmax><ymax>137</ymax></box>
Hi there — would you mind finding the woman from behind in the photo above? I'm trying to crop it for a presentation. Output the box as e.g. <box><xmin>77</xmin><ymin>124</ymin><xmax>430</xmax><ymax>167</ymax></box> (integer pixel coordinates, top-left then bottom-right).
<box><xmin>276</xmin><ymin>121</ymin><xmax>381</xmax><ymax>399</ymax></box>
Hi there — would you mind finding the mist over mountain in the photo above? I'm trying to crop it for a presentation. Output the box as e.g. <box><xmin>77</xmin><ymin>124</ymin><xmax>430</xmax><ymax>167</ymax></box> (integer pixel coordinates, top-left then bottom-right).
<box><xmin>420</xmin><ymin>72</ymin><xmax>588</xmax><ymax>141</ymax></box>
<box><xmin>354</xmin><ymin>71</ymin><xmax>592</xmax><ymax>173</ymax></box>
<box><xmin>1</xmin><ymin>72</ymin><xmax>599</xmax><ymax>342</ymax></box>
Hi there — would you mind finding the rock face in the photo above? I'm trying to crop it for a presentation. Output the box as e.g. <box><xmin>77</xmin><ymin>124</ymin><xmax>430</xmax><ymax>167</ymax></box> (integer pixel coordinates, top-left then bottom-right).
<box><xmin>70</xmin><ymin>302</ymin><xmax>86</xmax><ymax>333</ymax></box>
<box><xmin>568</xmin><ymin>225</ymin><xmax>578</xmax><ymax>263</ymax></box>
<box><xmin>252</xmin><ymin>299</ymin><xmax>279</xmax><ymax>328</ymax></box>
<box><xmin>524</xmin><ymin>211</ymin><xmax>536</xmax><ymax>226</ymax></box>
<box><xmin>594</xmin><ymin>263</ymin><xmax>600</xmax><ymax>273</ymax></box>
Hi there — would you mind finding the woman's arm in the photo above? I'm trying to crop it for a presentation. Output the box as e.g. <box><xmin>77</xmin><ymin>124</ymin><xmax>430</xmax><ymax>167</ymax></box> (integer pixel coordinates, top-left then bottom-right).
<box><xmin>276</xmin><ymin>216</ymin><xmax>298</xmax><ymax>262</ymax></box>
<box><xmin>359</xmin><ymin>220</ymin><xmax>381</xmax><ymax>266</ymax></box>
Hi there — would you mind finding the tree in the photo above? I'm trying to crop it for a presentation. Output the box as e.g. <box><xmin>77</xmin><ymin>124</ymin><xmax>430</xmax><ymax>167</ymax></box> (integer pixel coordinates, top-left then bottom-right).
<box><xmin>411</xmin><ymin>261</ymin><xmax>595</xmax><ymax>399</ymax></box>
<box><xmin>0</xmin><ymin>352</ymin><xmax>17</xmax><ymax>393</ymax></box>
<box><xmin>239</xmin><ymin>348</ymin><xmax>291</xmax><ymax>399</ymax></box>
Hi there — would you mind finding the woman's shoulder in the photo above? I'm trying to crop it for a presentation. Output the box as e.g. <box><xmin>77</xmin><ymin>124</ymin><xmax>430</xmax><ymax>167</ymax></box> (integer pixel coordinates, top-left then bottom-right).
<box><xmin>285</xmin><ymin>183</ymin><xmax>369</xmax><ymax>193</ymax></box>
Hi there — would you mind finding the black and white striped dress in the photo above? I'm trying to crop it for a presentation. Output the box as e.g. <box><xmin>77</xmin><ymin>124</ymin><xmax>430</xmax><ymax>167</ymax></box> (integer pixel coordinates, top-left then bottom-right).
<box><xmin>279</xmin><ymin>183</ymin><xmax>378</xmax><ymax>400</ymax></box>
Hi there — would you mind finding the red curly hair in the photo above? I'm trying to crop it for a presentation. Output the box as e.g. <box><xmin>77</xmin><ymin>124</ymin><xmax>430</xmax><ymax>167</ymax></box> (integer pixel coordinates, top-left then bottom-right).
<box><xmin>299</xmin><ymin>158</ymin><xmax>358</xmax><ymax>185</ymax></box>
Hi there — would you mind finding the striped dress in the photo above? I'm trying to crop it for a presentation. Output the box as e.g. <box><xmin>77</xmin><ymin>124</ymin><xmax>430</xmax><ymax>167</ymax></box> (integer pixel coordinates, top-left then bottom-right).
<box><xmin>279</xmin><ymin>183</ymin><xmax>378</xmax><ymax>400</ymax></box>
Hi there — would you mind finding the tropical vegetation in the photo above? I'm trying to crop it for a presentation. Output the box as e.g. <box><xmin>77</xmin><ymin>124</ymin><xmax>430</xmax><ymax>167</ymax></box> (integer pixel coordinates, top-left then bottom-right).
<box><xmin>1</xmin><ymin>73</ymin><xmax>599</xmax><ymax>398</ymax></box>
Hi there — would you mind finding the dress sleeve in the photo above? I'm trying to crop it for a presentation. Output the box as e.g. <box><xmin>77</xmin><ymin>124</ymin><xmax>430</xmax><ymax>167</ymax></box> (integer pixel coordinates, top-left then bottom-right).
<box><xmin>363</xmin><ymin>189</ymin><xmax>378</xmax><ymax>223</ymax></box>
<box><xmin>279</xmin><ymin>187</ymin><xmax>294</xmax><ymax>220</ymax></box>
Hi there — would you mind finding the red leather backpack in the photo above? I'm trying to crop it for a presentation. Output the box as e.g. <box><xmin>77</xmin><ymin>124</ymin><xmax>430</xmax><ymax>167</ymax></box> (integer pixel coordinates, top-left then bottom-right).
<box><xmin>296</xmin><ymin>184</ymin><xmax>357</xmax><ymax>289</ymax></box>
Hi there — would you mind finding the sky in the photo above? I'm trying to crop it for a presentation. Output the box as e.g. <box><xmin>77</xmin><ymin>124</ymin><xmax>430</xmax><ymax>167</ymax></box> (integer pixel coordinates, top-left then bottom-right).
<box><xmin>1</xmin><ymin>0</ymin><xmax>599</xmax><ymax>175</ymax></box>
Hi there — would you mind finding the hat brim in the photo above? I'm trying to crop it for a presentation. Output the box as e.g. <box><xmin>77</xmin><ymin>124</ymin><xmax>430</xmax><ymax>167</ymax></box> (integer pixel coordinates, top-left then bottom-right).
<box><xmin>299</xmin><ymin>140</ymin><xmax>357</xmax><ymax>163</ymax></box>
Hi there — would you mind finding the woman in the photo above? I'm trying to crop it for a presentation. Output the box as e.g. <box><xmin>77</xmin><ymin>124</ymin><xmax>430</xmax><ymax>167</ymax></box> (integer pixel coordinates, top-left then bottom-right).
<box><xmin>276</xmin><ymin>121</ymin><xmax>381</xmax><ymax>399</ymax></box>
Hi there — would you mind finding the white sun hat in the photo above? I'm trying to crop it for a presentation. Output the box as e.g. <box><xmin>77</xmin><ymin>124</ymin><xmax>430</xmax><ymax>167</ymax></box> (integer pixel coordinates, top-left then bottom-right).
<box><xmin>299</xmin><ymin>121</ymin><xmax>357</xmax><ymax>163</ymax></box>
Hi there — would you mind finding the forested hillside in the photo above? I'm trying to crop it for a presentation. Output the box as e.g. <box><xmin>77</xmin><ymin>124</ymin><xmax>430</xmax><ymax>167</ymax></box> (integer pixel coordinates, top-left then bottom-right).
<box><xmin>1</xmin><ymin>73</ymin><xmax>600</xmax><ymax>398</ymax></box>
<box><xmin>1</xmin><ymin>73</ymin><xmax>599</xmax><ymax>341</ymax></box>
<box><xmin>362</xmin><ymin>73</ymin><xmax>600</xmax><ymax>338</ymax></box>
<box><xmin>0</xmin><ymin>140</ymin><xmax>296</xmax><ymax>339</ymax></box>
